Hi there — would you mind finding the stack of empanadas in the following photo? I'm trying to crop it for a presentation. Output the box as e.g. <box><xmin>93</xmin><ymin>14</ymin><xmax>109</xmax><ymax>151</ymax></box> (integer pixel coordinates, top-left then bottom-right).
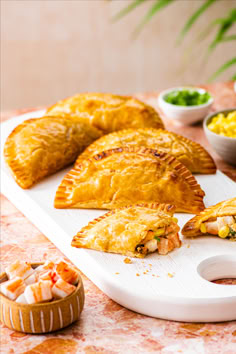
<box><xmin>4</xmin><ymin>91</ymin><xmax>225</xmax><ymax>259</ymax></box>
<box><xmin>4</xmin><ymin>94</ymin><xmax>164</xmax><ymax>189</ymax></box>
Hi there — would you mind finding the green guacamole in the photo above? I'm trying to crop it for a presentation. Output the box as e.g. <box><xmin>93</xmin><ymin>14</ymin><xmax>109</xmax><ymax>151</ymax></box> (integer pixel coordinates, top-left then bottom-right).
<box><xmin>164</xmin><ymin>89</ymin><xmax>211</xmax><ymax>106</ymax></box>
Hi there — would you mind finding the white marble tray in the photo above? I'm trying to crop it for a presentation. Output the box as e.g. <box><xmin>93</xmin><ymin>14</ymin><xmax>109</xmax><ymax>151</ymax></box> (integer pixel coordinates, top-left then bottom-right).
<box><xmin>1</xmin><ymin>110</ymin><xmax>236</xmax><ymax>322</ymax></box>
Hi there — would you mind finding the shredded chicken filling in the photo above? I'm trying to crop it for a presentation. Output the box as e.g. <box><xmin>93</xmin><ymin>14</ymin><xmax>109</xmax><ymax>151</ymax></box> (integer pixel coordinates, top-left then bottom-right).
<box><xmin>135</xmin><ymin>223</ymin><xmax>180</xmax><ymax>255</ymax></box>
<box><xmin>200</xmin><ymin>216</ymin><xmax>236</xmax><ymax>239</ymax></box>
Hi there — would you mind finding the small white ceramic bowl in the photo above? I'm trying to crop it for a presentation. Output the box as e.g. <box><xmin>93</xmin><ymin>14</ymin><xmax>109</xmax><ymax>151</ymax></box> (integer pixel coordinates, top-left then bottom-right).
<box><xmin>203</xmin><ymin>109</ymin><xmax>236</xmax><ymax>166</ymax></box>
<box><xmin>158</xmin><ymin>87</ymin><xmax>213</xmax><ymax>125</ymax></box>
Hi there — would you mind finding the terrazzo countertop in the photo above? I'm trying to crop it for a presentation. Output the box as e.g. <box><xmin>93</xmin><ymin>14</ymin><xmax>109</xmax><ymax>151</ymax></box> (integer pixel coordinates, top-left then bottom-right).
<box><xmin>1</xmin><ymin>82</ymin><xmax>236</xmax><ymax>354</ymax></box>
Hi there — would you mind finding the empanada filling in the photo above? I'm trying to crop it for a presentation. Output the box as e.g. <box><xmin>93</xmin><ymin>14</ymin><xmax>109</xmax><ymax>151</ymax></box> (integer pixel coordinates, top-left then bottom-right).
<box><xmin>136</xmin><ymin>222</ymin><xmax>181</xmax><ymax>256</ymax></box>
<box><xmin>200</xmin><ymin>216</ymin><xmax>236</xmax><ymax>239</ymax></box>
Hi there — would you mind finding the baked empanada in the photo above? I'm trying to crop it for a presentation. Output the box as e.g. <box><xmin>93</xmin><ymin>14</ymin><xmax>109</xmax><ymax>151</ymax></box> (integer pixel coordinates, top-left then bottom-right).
<box><xmin>182</xmin><ymin>198</ymin><xmax>236</xmax><ymax>240</ymax></box>
<box><xmin>47</xmin><ymin>93</ymin><xmax>164</xmax><ymax>134</ymax></box>
<box><xmin>55</xmin><ymin>147</ymin><xmax>205</xmax><ymax>213</ymax></box>
<box><xmin>77</xmin><ymin>128</ymin><xmax>216</xmax><ymax>174</ymax></box>
<box><xmin>4</xmin><ymin>116</ymin><xmax>102</xmax><ymax>189</ymax></box>
<box><xmin>71</xmin><ymin>203</ymin><xmax>181</xmax><ymax>258</ymax></box>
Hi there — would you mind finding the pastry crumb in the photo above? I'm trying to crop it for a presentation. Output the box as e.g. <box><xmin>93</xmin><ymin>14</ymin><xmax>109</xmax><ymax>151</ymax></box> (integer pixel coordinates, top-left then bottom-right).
<box><xmin>186</xmin><ymin>244</ymin><xmax>190</xmax><ymax>248</ymax></box>
<box><xmin>168</xmin><ymin>273</ymin><xmax>174</xmax><ymax>278</ymax></box>
<box><xmin>123</xmin><ymin>258</ymin><xmax>132</xmax><ymax>264</ymax></box>
<box><xmin>136</xmin><ymin>273</ymin><xmax>140</xmax><ymax>276</ymax></box>
<box><xmin>115</xmin><ymin>272</ymin><xmax>120</xmax><ymax>275</ymax></box>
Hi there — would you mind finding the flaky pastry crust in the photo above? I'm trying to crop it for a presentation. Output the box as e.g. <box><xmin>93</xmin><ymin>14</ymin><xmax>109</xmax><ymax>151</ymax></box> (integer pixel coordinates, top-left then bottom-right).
<box><xmin>182</xmin><ymin>198</ymin><xmax>236</xmax><ymax>237</ymax></box>
<box><xmin>46</xmin><ymin>93</ymin><xmax>164</xmax><ymax>134</ymax></box>
<box><xmin>4</xmin><ymin>116</ymin><xmax>102</xmax><ymax>189</ymax></box>
<box><xmin>77</xmin><ymin>128</ymin><xmax>216</xmax><ymax>174</ymax></box>
<box><xmin>71</xmin><ymin>203</ymin><xmax>179</xmax><ymax>258</ymax></box>
<box><xmin>54</xmin><ymin>147</ymin><xmax>205</xmax><ymax>213</ymax></box>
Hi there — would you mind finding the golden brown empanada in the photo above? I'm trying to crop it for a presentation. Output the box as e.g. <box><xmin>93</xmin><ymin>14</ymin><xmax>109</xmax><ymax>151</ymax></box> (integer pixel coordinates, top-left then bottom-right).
<box><xmin>54</xmin><ymin>147</ymin><xmax>205</xmax><ymax>213</ymax></box>
<box><xmin>77</xmin><ymin>128</ymin><xmax>216</xmax><ymax>174</ymax></box>
<box><xmin>4</xmin><ymin>115</ymin><xmax>102</xmax><ymax>189</ymax></box>
<box><xmin>46</xmin><ymin>93</ymin><xmax>164</xmax><ymax>134</ymax></box>
<box><xmin>71</xmin><ymin>203</ymin><xmax>181</xmax><ymax>258</ymax></box>
<box><xmin>182</xmin><ymin>198</ymin><xmax>236</xmax><ymax>240</ymax></box>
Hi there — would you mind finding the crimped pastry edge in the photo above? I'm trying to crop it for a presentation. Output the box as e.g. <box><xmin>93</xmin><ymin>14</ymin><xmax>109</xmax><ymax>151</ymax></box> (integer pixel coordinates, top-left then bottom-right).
<box><xmin>4</xmin><ymin>118</ymin><xmax>43</xmax><ymax>189</ymax></box>
<box><xmin>71</xmin><ymin>202</ymin><xmax>176</xmax><ymax>257</ymax></box>
<box><xmin>182</xmin><ymin>197</ymin><xmax>236</xmax><ymax>237</ymax></box>
<box><xmin>54</xmin><ymin>146</ymin><xmax>205</xmax><ymax>213</ymax></box>
<box><xmin>76</xmin><ymin>127</ymin><xmax>216</xmax><ymax>174</ymax></box>
<box><xmin>47</xmin><ymin>93</ymin><xmax>165</xmax><ymax>132</ymax></box>
<box><xmin>4</xmin><ymin>116</ymin><xmax>102</xmax><ymax>189</ymax></box>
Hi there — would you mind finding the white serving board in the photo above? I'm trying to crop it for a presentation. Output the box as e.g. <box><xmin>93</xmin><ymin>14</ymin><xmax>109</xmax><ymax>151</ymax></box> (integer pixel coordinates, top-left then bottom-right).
<box><xmin>1</xmin><ymin>110</ymin><xmax>236</xmax><ymax>323</ymax></box>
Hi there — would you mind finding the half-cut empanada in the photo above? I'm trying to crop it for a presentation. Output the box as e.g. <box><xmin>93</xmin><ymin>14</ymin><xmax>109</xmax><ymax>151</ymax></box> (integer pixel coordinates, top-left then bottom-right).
<box><xmin>54</xmin><ymin>147</ymin><xmax>205</xmax><ymax>213</ymax></box>
<box><xmin>182</xmin><ymin>198</ymin><xmax>236</xmax><ymax>240</ymax></box>
<box><xmin>77</xmin><ymin>128</ymin><xmax>216</xmax><ymax>174</ymax></box>
<box><xmin>71</xmin><ymin>203</ymin><xmax>181</xmax><ymax>258</ymax></box>
<box><xmin>46</xmin><ymin>93</ymin><xmax>164</xmax><ymax>134</ymax></box>
<box><xmin>4</xmin><ymin>116</ymin><xmax>102</xmax><ymax>189</ymax></box>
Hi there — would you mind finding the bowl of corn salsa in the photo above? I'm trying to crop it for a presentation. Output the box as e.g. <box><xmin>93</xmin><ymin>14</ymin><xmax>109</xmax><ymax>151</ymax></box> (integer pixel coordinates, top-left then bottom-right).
<box><xmin>158</xmin><ymin>87</ymin><xmax>213</xmax><ymax>125</ymax></box>
<box><xmin>204</xmin><ymin>109</ymin><xmax>236</xmax><ymax>165</ymax></box>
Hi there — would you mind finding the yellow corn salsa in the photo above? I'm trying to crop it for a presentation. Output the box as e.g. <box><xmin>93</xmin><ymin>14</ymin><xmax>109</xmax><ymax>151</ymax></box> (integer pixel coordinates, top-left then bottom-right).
<box><xmin>207</xmin><ymin>111</ymin><xmax>236</xmax><ymax>138</ymax></box>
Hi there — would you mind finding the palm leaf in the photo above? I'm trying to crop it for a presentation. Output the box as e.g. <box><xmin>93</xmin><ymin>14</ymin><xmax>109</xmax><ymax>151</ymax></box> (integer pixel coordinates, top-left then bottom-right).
<box><xmin>112</xmin><ymin>0</ymin><xmax>146</xmax><ymax>22</ymax></box>
<box><xmin>178</xmin><ymin>0</ymin><xmax>218</xmax><ymax>43</ymax></box>
<box><xmin>133</xmin><ymin>0</ymin><xmax>174</xmax><ymax>37</ymax></box>
<box><xmin>209</xmin><ymin>57</ymin><xmax>236</xmax><ymax>82</ymax></box>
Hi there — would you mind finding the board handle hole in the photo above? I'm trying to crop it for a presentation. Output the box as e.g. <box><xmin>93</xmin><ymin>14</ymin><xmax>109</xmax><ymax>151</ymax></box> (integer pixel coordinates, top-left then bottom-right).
<box><xmin>197</xmin><ymin>254</ymin><xmax>236</xmax><ymax>285</ymax></box>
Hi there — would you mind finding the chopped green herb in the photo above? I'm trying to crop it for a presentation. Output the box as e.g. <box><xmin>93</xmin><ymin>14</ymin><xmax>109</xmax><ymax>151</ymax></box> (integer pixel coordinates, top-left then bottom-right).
<box><xmin>229</xmin><ymin>227</ymin><xmax>236</xmax><ymax>237</ymax></box>
<box><xmin>154</xmin><ymin>236</ymin><xmax>161</xmax><ymax>242</ymax></box>
<box><xmin>164</xmin><ymin>89</ymin><xmax>211</xmax><ymax>106</ymax></box>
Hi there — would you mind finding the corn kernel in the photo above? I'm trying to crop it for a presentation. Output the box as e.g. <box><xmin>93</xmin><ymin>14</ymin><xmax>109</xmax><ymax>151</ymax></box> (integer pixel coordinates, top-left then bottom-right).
<box><xmin>173</xmin><ymin>217</ymin><xmax>178</xmax><ymax>223</ymax></box>
<box><xmin>218</xmin><ymin>226</ymin><xmax>229</xmax><ymax>238</ymax></box>
<box><xmin>207</xmin><ymin>111</ymin><xmax>236</xmax><ymax>138</ymax></box>
<box><xmin>200</xmin><ymin>223</ymin><xmax>207</xmax><ymax>233</ymax></box>
<box><xmin>155</xmin><ymin>228</ymin><xmax>165</xmax><ymax>236</ymax></box>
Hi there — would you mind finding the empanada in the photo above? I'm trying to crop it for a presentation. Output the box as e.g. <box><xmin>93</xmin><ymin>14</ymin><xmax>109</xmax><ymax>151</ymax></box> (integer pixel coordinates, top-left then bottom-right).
<box><xmin>182</xmin><ymin>198</ymin><xmax>236</xmax><ymax>240</ymax></box>
<box><xmin>77</xmin><ymin>128</ymin><xmax>216</xmax><ymax>174</ymax></box>
<box><xmin>71</xmin><ymin>203</ymin><xmax>181</xmax><ymax>258</ymax></box>
<box><xmin>4</xmin><ymin>116</ymin><xmax>102</xmax><ymax>189</ymax></box>
<box><xmin>54</xmin><ymin>147</ymin><xmax>205</xmax><ymax>213</ymax></box>
<box><xmin>47</xmin><ymin>93</ymin><xmax>164</xmax><ymax>134</ymax></box>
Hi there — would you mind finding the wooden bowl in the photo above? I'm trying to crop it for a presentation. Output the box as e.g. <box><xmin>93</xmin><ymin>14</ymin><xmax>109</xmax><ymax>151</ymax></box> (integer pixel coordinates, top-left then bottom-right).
<box><xmin>0</xmin><ymin>263</ymin><xmax>85</xmax><ymax>333</ymax></box>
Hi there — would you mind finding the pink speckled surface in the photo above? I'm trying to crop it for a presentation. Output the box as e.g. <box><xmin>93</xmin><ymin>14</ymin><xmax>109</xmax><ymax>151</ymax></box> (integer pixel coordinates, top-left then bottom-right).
<box><xmin>1</xmin><ymin>82</ymin><xmax>236</xmax><ymax>353</ymax></box>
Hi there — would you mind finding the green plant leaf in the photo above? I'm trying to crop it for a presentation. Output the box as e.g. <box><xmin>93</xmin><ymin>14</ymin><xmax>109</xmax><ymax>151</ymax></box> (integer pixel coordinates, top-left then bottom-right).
<box><xmin>221</xmin><ymin>35</ymin><xmax>236</xmax><ymax>42</ymax></box>
<box><xmin>178</xmin><ymin>0</ymin><xmax>218</xmax><ymax>43</ymax></box>
<box><xmin>133</xmin><ymin>0</ymin><xmax>174</xmax><ymax>37</ymax></box>
<box><xmin>209</xmin><ymin>57</ymin><xmax>236</xmax><ymax>82</ymax></box>
<box><xmin>197</xmin><ymin>18</ymin><xmax>223</xmax><ymax>42</ymax></box>
<box><xmin>112</xmin><ymin>0</ymin><xmax>146</xmax><ymax>22</ymax></box>
<box><xmin>208</xmin><ymin>9</ymin><xmax>236</xmax><ymax>53</ymax></box>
